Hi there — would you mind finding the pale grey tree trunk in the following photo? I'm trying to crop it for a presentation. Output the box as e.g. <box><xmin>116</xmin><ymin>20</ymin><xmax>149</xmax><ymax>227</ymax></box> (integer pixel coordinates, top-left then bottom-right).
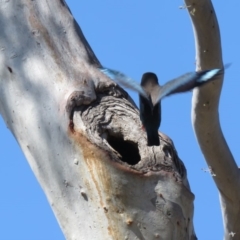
<box><xmin>0</xmin><ymin>0</ymin><xmax>236</xmax><ymax>239</ymax></box>
<box><xmin>185</xmin><ymin>0</ymin><xmax>240</xmax><ymax>239</ymax></box>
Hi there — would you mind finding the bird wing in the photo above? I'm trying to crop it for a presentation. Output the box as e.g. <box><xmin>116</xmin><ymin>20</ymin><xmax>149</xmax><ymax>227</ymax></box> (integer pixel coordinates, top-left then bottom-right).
<box><xmin>154</xmin><ymin>68</ymin><xmax>223</xmax><ymax>104</ymax></box>
<box><xmin>100</xmin><ymin>67</ymin><xmax>149</xmax><ymax>99</ymax></box>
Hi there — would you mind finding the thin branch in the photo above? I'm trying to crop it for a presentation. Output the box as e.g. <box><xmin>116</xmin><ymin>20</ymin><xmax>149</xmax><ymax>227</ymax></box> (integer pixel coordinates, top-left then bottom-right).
<box><xmin>184</xmin><ymin>0</ymin><xmax>240</xmax><ymax>238</ymax></box>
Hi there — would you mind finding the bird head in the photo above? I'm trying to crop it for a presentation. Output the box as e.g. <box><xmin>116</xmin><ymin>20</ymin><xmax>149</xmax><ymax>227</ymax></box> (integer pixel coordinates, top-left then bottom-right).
<box><xmin>141</xmin><ymin>72</ymin><xmax>160</xmax><ymax>108</ymax></box>
<box><xmin>141</xmin><ymin>72</ymin><xmax>159</xmax><ymax>87</ymax></box>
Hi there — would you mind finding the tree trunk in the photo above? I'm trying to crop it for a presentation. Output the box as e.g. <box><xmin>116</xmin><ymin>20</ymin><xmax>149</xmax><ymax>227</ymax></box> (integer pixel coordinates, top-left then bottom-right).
<box><xmin>0</xmin><ymin>0</ymin><xmax>237</xmax><ymax>240</ymax></box>
<box><xmin>184</xmin><ymin>1</ymin><xmax>240</xmax><ymax>239</ymax></box>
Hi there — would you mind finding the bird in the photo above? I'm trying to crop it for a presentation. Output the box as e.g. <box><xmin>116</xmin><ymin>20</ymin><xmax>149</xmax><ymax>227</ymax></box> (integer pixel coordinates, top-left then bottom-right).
<box><xmin>100</xmin><ymin>66</ymin><xmax>226</xmax><ymax>146</ymax></box>
<box><xmin>139</xmin><ymin>72</ymin><xmax>161</xmax><ymax>146</ymax></box>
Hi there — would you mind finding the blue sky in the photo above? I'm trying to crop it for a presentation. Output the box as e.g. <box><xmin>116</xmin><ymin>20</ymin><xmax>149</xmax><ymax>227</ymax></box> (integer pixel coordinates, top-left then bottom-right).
<box><xmin>0</xmin><ymin>1</ymin><xmax>239</xmax><ymax>239</ymax></box>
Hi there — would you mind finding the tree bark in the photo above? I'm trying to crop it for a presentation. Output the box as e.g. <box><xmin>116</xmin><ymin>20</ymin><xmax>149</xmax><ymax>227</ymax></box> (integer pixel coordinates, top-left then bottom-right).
<box><xmin>185</xmin><ymin>0</ymin><xmax>240</xmax><ymax>239</ymax></box>
<box><xmin>0</xmin><ymin>1</ymin><xmax>197</xmax><ymax>239</ymax></box>
<box><xmin>1</xmin><ymin>0</ymin><xmax>236</xmax><ymax>240</ymax></box>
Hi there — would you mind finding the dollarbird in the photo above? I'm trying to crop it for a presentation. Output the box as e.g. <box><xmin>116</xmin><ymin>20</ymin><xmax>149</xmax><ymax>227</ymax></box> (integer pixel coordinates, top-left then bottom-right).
<box><xmin>100</xmin><ymin>66</ymin><xmax>225</xmax><ymax>146</ymax></box>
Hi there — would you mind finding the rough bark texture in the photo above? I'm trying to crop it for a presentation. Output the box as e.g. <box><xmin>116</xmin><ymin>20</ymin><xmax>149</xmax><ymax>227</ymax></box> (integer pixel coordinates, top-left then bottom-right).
<box><xmin>0</xmin><ymin>1</ymin><xmax>197</xmax><ymax>240</ymax></box>
<box><xmin>185</xmin><ymin>1</ymin><xmax>240</xmax><ymax>239</ymax></box>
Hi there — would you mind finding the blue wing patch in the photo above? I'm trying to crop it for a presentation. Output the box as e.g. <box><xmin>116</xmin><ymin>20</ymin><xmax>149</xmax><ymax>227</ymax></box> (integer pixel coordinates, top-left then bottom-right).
<box><xmin>197</xmin><ymin>69</ymin><xmax>221</xmax><ymax>82</ymax></box>
<box><xmin>154</xmin><ymin>67</ymin><xmax>225</xmax><ymax>104</ymax></box>
<box><xmin>100</xmin><ymin>67</ymin><xmax>149</xmax><ymax>99</ymax></box>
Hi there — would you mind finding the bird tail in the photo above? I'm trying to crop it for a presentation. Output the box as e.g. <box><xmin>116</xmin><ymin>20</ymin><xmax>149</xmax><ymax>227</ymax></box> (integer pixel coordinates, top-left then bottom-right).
<box><xmin>146</xmin><ymin>129</ymin><xmax>160</xmax><ymax>146</ymax></box>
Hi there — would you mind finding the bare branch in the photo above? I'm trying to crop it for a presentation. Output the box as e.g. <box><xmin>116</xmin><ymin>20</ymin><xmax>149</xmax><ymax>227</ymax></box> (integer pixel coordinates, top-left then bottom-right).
<box><xmin>184</xmin><ymin>0</ymin><xmax>240</xmax><ymax>238</ymax></box>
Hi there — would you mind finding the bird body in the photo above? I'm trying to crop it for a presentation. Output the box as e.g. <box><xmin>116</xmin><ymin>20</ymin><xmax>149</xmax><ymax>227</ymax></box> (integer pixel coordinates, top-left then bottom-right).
<box><xmin>100</xmin><ymin>66</ymin><xmax>226</xmax><ymax>146</ymax></box>
<box><xmin>140</xmin><ymin>73</ymin><xmax>161</xmax><ymax>146</ymax></box>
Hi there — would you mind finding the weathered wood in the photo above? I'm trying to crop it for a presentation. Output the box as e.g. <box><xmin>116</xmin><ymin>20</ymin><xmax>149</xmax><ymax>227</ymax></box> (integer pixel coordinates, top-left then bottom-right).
<box><xmin>185</xmin><ymin>1</ymin><xmax>240</xmax><ymax>238</ymax></box>
<box><xmin>0</xmin><ymin>1</ymin><xmax>197</xmax><ymax>239</ymax></box>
